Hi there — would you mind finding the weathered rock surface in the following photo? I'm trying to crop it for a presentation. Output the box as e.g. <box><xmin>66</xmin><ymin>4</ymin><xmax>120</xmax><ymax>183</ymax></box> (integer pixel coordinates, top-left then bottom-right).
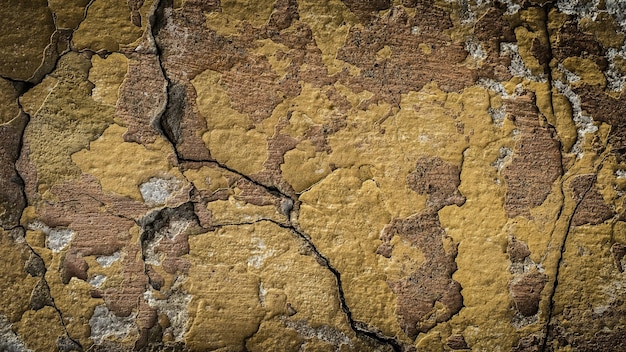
<box><xmin>1</xmin><ymin>0</ymin><xmax>626</xmax><ymax>351</ymax></box>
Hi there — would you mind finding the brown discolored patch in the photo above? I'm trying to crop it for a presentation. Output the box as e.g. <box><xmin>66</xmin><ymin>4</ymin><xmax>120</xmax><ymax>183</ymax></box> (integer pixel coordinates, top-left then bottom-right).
<box><xmin>502</xmin><ymin>92</ymin><xmax>562</xmax><ymax>218</ymax></box>
<box><xmin>341</xmin><ymin>0</ymin><xmax>390</xmax><ymax>19</ymax></box>
<box><xmin>569</xmin><ymin>174</ymin><xmax>614</xmax><ymax>226</ymax></box>
<box><xmin>552</xmin><ymin>18</ymin><xmax>606</xmax><ymax>69</ymax></box>
<box><xmin>337</xmin><ymin>5</ymin><xmax>477</xmax><ymax>107</ymax></box>
<box><xmin>23</xmin><ymin>173</ymin><xmax>188</xmax><ymax>343</ymax></box>
<box><xmin>38</xmin><ymin>175</ymin><xmax>146</xmax><ymax>257</ymax></box>
<box><xmin>507</xmin><ymin>236</ymin><xmax>531</xmax><ymax>264</ymax></box>
<box><xmin>220</xmin><ymin>58</ymin><xmax>284</xmax><ymax>123</ymax></box>
<box><xmin>379</xmin><ymin>211</ymin><xmax>463</xmax><ymax>338</ymax></box>
<box><xmin>574</xmin><ymin>85</ymin><xmax>626</xmax><ymax>160</ymax></box>
<box><xmin>547</xmin><ymin>303</ymin><xmax>626</xmax><ymax>352</ymax></box>
<box><xmin>117</xmin><ymin>39</ymin><xmax>168</xmax><ymax>145</ymax></box>
<box><xmin>304</xmin><ymin>115</ymin><xmax>347</xmax><ymax>154</ymax></box>
<box><xmin>154</xmin><ymin>0</ymin><xmax>306</xmax><ymax>161</ymax></box>
<box><xmin>407</xmin><ymin>156</ymin><xmax>466</xmax><ymax>210</ymax></box>
<box><xmin>446</xmin><ymin>334</ymin><xmax>469</xmax><ymax>350</ymax></box>
<box><xmin>0</xmin><ymin>113</ymin><xmax>28</xmax><ymax>228</ymax></box>
<box><xmin>266</xmin><ymin>0</ymin><xmax>299</xmax><ymax>33</ymax></box>
<box><xmin>61</xmin><ymin>249</ymin><xmax>89</xmax><ymax>284</ymax></box>
<box><xmin>128</xmin><ymin>0</ymin><xmax>145</xmax><ymax>27</ymax></box>
<box><xmin>30</xmin><ymin>278</ymin><xmax>54</xmax><ymax>310</ymax></box>
<box><xmin>473</xmin><ymin>6</ymin><xmax>515</xmax><ymax>81</ymax></box>
<box><xmin>509</xmin><ymin>270</ymin><xmax>547</xmax><ymax>317</ymax></box>
<box><xmin>251</xmin><ymin>114</ymin><xmax>299</xmax><ymax>197</ymax></box>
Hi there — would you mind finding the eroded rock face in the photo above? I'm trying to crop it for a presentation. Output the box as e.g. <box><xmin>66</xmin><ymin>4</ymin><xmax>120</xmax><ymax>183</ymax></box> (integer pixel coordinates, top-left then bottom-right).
<box><xmin>2</xmin><ymin>0</ymin><xmax>626</xmax><ymax>351</ymax></box>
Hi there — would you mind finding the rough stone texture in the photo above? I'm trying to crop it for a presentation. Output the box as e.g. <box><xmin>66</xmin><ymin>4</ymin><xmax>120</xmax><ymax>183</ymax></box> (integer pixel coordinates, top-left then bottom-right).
<box><xmin>1</xmin><ymin>0</ymin><xmax>626</xmax><ymax>351</ymax></box>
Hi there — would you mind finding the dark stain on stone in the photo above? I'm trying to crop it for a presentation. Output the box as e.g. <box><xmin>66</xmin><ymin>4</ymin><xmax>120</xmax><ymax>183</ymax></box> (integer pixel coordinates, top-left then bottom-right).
<box><xmin>407</xmin><ymin>156</ymin><xmax>466</xmax><ymax>210</ymax></box>
<box><xmin>146</xmin><ymin>264</ymin><xmax>165</xmax><ymax>290</ymax></box>
<box><xmin>56</xmin><ymin>335</ymin><xmax>84</xmax><ymax>352</ymax></box>
<box><xmin>569</xmin><ymin>174</ymin><xmax>614</xmax><ymax>226</ymax></box>
<box><xmin>140</xmin><ymin>202</ymin><xmax>202</xmax><ymax>276</ymax></box>
<box><xmin>379</xmin><ymin>210</ymin><xmax>463</xmax><ymax>338</ymax></box>
<box><xmin>24</xmin><ymin>251</ymin><xmax>46</xmax><ymax>277</ymax></box>
<box><xmin>446</xmin><ymin>333</ymin><xmax>469</xmax><ymax>350</ymax></box>
<box><xmin>548</xmin><ymin>312</ymin><xmax>626</xmax><ymax>351</ymax></box>
<box><xmin>552</xmin><ymin>18</ymin><xmax>607</xmax><ymax>69</ymax></box>
<box><xmin>30</xmin><ymin>277</ymin><xmax>54</xmax><ymax>310</ymax></box>
<box><xmin>341</xmin><ymin>0</ymin><xmax>390</xmax><ymax>19</ymax></box>
<box><xmin>507</xmin><ymin>236</ymin><xmax>531</xmax><ymax>263</ymax></box>
<box><xmin>160</xmin><ymin>79</ymin><xmax>212</xmax><ymax>161</ymax></box>
<box><xmin>266</xmin><ymin>0</ymin><xmax>299</xmax><ymax>33</ymax></box>
<box><xmin>509</xmin><ymin>269</ymin><xmax>547</xmax><ymax>317</ymax></box>
<box><xmin>574</xmin><ymin>85</ymin><xmax>626</xmax><ymax>161</ymax></box>
<box><xmin>118</xmin><ymin>37</ymin><xmax>168</xmax><ymax>145</ymax></box>
<box><xmin>531</xmin><ymin>37</ymin><xmax>551</xmax><ymax>68</ymax></box>
<box><xmin>128</xmin><ymin>0</ymin><xmax>145</xmax><ymax>27</ymax></box>
<box><xmin>473</xmin><ymin>6</ymin><xmax>515</xmax><ymax>81</ymax></box>
<box><xmin>502</xmin><ymin>92</ymin><xmax>562</xmax><ymax>218</ymax></box>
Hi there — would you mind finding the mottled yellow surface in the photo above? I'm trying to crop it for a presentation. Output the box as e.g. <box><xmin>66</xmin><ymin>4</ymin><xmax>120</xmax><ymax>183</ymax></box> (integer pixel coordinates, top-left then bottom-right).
<box><xmin>3</xmin><ymin>0</ymin><xmax>626</xmax><ymax>351</ymax></box>
<box><xmin>72</xmin><ymin>124</ymin><xmax>185</xmax><ymax>201</ymax></box>
<box><xmin>89</xmin><ymin>53</ymin><xmax>129</xmax><ymax>106</ymax></box>
<box><xmin>73</xmin><ymin>0</ymin><xmax>156</xmax><ymax>52</ymax></box>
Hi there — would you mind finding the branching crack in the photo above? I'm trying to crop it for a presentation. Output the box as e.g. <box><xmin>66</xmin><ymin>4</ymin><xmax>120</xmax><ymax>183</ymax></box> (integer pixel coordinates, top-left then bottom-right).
<box><xmin>147</xmin><ymin>2</ymin><xmax>404</xmax><ymax>349</ymax></box>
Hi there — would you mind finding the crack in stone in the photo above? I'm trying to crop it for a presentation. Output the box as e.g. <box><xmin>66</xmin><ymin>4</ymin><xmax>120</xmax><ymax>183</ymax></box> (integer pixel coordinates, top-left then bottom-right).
<box><xmin>8</xmin><ymin>87</ymin><xmax>85</xmax><ymax>350</ymax></box>
<box><xmin>147</xmin><ymin>3</ymin><xmax>405</xmax><ymax>349</ymax></box>
<box><xmin>540</xmin><ymin>152</ymin><xmax>610</xmax><ymax>352</ymax></box>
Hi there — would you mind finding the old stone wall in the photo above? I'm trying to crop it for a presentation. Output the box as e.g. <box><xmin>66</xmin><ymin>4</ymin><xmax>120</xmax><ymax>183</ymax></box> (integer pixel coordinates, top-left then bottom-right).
<box><xmin>1</xmin><ymin>0</ymin><xmax>625</xmax><ymax>351</ymax></box>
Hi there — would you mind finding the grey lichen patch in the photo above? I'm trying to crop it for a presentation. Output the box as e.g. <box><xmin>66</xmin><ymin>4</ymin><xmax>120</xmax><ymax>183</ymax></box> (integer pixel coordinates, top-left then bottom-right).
<box><xmin>27</xmin><ymin>222</ymin><xmax>74</xmax><ymax>253</ymax></box>
<box><xmin>96</xmin><ymin>252</ymin><xmax>121</xmax><ymax>268</ymax></box>
<box><xmin>0</xmin><ymin>314</ymin><xmax>30</xmax><ymax>352</ymax></box>
<box><xmin>139</xmin><ymin>177</ymin><xmax>184</xmax><ymax>207</ymax></box>
<box><xmin>88</xmin><ymin>275</ymin><xmax>107</xmax><ymax>288</ymax></box>
<box><xmin>143</xmin><ymin>281</ymin><xmax>192</xmax><ymax>342</ymax></box>
<box><xmin>89</xmin><ymin>304</ymin><xmax>137</xmax><ymax>344</ymax></box>
<box><xmin>491</xmin><ymin>147</ymin><xmax>513</xmax><ymax>183</ymax></box>
<box><xmin>553</xmin><ymin>80</ymin><xmax>598</xmax><ymax>157</ymax></box>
